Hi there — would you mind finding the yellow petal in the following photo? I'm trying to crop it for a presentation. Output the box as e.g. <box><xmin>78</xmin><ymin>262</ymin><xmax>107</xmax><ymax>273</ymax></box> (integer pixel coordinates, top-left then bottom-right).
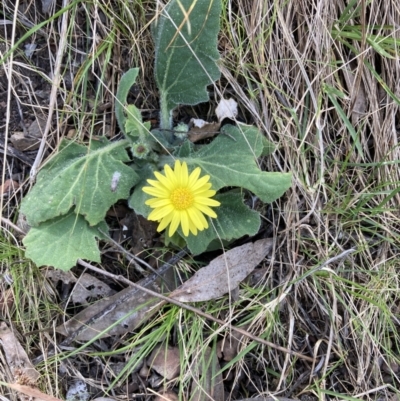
<box><xmin>149</xmin><ymin>205</ymin><xmax>174</xmax><ymax>220</ymax></box>
<box><xmin>191</xmin><ymin>175</ymin><xmax>210</xmax><ymax>191</ymax></box>
<box><xmin>157</xmin><ymin>213</ymin><xmax>174</xmax><ymax>232</ymax></box>
<box><xmin>195</xmin><ymin>197</ymin><xmax>221</xmax><ymax>207</ymax></box>
<box><xmin>195</xmin><ymin>204</ymin><xmax>217</xmax><ymax>218</ymax></box>
<box><xmin>188</xmin><ymin>207</ymin><xmax>208</xmax><ymax>230</ymax></box>
<box><xmin>192</xmin><ymin>183</ymin><xmax>212</xmax><ymax>195</ymax></box>
<box><xmin>147</xmin><ymin>198</ymin><xmax>172</xmax><ymax>208</ymax></box>
<box><xmin>143</xmin><ymin>186</ymin><xmax>169</xmax><ymax>197</ymax></box>
<box><xmin>165</xmin><ymin>164</ymin><xmax>179</xmax><ymax>187</ymax></box>
<box><xmin>188</xmin><ymin>167</ymin><xmax>201</xmax><ymax>187</ymax></box>
<box><xmin>146</xmin><ymin>179</ymin><xmax>167</xmax><ymax>190</ymax></box>
<box><xmin>180</xmin><ymin>210</ymin><xmax>189</xmax><ymax>236</ymax></box>
<box><xmin>193</xmin><ymin>189</ymin><xmax>215</xmax><ymax>198</ymax></box>
<box><xmin>154</xmin><ymin>171</ymin><xmax>175</xmax><ymax>190</ymax></box>
<box><xmin>168</xmin><ymin>212</ymin><xmax>181</xmax><ymax>236</ymax></box>
<box><xmin>188</xmin><ymin>218</ymin><xmax>198</xmax><ymax>235</ymax></box>
<box><xmin>178</xmin><ymin>161</ymin><xmax>189</xmax><ymax>187</ymax></box>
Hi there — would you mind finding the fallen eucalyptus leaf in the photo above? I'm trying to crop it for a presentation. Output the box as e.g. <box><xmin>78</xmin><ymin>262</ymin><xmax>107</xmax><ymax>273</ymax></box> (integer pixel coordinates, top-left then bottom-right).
<box><xmin>170</xmin><ymin>238</ymin><xmax>273</xmax><ymax>302</ymax></box>
<box><xmin>45</xmin><ymin>270</ymin><xmax>115</xmax><ymax>304</ymax></box>
<box><xmin>70</xmin><ymin>273</ymin><xmax>115</xmax><ymax>305</ymax></box>
<box><xmin>56</xmin><ymin>268</ymin><xmax>176</xmax><ymax>341</ymax></box>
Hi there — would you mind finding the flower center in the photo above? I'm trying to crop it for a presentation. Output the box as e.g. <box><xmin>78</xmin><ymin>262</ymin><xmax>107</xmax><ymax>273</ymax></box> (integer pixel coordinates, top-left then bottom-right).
<box><xmin>170</xmin><ymin>187</ymin><xmax>194</xmax><ymax>210</ymax></box>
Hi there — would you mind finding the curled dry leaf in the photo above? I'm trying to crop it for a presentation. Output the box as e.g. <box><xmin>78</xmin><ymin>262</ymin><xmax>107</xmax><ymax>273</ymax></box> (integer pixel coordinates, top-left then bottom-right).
<box><xmin>188</xmin><ymin>118</ymin><xmax>221</xmax><ymax>143</ymax></box>
<box><xmin>148</xmin><ymin>344</ymin><xmax>181</xmax><ymax>380</ymax></box>
<box><xmin>170</xmin><ymin>238</ymin><xmax>273</xmax><ymax>302</ymax></box>
<box><xmin>215</xmin><ymin>98</ymin><xmax>238</xmax><ymax>121</ymax></box>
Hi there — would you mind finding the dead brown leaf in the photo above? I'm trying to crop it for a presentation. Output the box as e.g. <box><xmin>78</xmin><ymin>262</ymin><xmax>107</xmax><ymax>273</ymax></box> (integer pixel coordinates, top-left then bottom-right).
<box><xmin>153</xmin><ymin>391</ymin><xmax>179</xmax><ymax>401</ymax></box>
<box><xmin>0</xmin><ymin>179</ymin><xmax>20</xmax><ymax>197</ymax></box>
<box><xmin>45</xmin><ymin>270</ymin><xmax>115</xmax><ymax>305</ymax></box>
<box><xmin>0</xmin><ymin>288</ymin><xmax>14</xmax><ymax>314</ymax></box>
<box><xmin>170</xmin><ymin>238</ymin><xmax>273</xmax><ymax>302</ymax></box>
<box><xmin>148</xmin><ymin>344</ymin><xmax>181</xmax><ymax>380</ymax></box>
<box><xmin>6</xmin><ymin>383</ymin><xmax>62</xmax><ymax>401</ymax></box>
<box><xmin>56</xmin><ymin>268</ymin><xmax>176</xmax><ymax>341</ymax></box>
<box><xmin>10</xmin><ymin>133</ymin><xmax>41</xmax><ymax>151</ymax></box>
<box><xmin>216</xmin><ymin>325</ymin><xmax>249</xmax><ymax>361</ymax></box>
<box><xmin>70</xmin><ymin>273</ymin><xmax>115</xmax><ymax>304</ymax></box>
<box><xmin>0</xmin><ymin>322</ymin><xmax>40</xmax><ymax>385</ymax></box>
<box><xmin>187</xmin><ymin>119</ymin><xmax>221</xmax><ymax>143</ymax></box>
<box><xmin>342</xmin><ymin>66</ymin><xmax>367</xmax><ymax>124</ymax></box>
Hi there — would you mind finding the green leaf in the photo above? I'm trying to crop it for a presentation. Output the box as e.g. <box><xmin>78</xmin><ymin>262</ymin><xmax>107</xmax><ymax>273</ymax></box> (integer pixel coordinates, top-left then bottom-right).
<box><xmin>125</xmin><ymin>105</ymin><xmax>152</xmax><ymax>142</ymax></box>
<box><xmin>115</xmin><ymin>68</ymin><xmax>139</xmax><ymax>135</ymax></box>
<box><xmin>178</xmin><ymin>124</ymin><xmax>292</xmax><ymax>203</ymax></box>
<box><xmin>23</xmin><ymin>212</ymin><xmax>108</xmax><ymax>271</ymax></box>
<box><xmin>20</xmin><ymin>138</ymin><xmax>139</xmax><ymax>226</ymax></box>
<box><xmin>128</xmin><ymin>163</ymin><xmax>158</xmax><ymax>217</ymax></box>
<box><xmin>115</xmin><ymin>68</ymin><xmax>151</xmax><ymax>142</ymax></box>
<box><xmin>153</xmin><ymin>0</ymin><xmax>221</xmax><ymax>128</ymax></box>
<box><xmin>184</xmin><ymin>190</ymin><xmax>261</xmax><ymax>255</ymax></box>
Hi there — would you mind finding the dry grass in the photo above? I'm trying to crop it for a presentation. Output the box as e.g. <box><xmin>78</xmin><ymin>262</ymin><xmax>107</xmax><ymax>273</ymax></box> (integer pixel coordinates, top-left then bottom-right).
<box><xmin>1</xmin><ymin>0</ymin><xmax>400</xmax><ymax>400</ymax></box>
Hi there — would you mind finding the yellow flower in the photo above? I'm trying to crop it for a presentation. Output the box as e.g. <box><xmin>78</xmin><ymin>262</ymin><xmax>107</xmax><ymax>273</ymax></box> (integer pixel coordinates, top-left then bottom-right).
<box><xmin>143</xmin><ymin>160</ymin><xmax>220</xmax><ymax>237</ymax></box>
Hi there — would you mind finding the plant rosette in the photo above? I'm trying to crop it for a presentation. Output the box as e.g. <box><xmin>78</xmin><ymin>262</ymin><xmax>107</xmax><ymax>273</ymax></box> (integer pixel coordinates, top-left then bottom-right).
<box><xmin>19</xmin><ymin>0</ymin><xmax>292</xmax><ymax>271</ymax></box>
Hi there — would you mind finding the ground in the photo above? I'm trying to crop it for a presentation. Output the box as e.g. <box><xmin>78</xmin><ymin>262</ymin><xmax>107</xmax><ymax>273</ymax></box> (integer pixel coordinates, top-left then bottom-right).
<box><xmin>1</xmin><ymin>1</ymin><xmax>400</xmax><ymax>401</ymax></box>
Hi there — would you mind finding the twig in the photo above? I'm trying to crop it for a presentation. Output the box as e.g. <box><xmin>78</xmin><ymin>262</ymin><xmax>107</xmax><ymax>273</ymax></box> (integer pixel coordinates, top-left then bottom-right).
<box><xmin>0</xmin><ymin>216</ymin><xmax>25</xmax><ymax>235</ymax></box>
<box><xmin>74</xmin><ymin>259</ymin><xmax>315</xmax><ymax>363</ymax></box>
<box><xmin>31</xmin><ymin>249</ymin><xmax>187</xmax><ymax>365</ymax></box>
<box><xmin>59</xmin><ymin>249</ymin><xmax>187</xmax><ymax>347</ymax></box>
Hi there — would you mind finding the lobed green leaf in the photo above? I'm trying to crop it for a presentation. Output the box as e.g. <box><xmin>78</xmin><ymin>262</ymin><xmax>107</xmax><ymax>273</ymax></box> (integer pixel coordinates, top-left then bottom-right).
<box><xmin>23</xmin><ymin>212</ymin><xmax>108</xmax><ymax>271</ymax></box>
<box><xmin>178</xmin><ymin>124</ymin><xmax>292</xmax><ymax>203</ymax></box>
<box><xmin>183</xmin><ymin>190</ymin><xmax>261</xmax><ymax>255</ymax></box>
<box><xmin>20</xmin><ymin>138</ymin><xmax>139</xmax><ymax>226</ymax></box>
<box><xmin>153</xmin><ymin>0</ymin><xmax>221</xmax><ymax>128</ymax></box>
